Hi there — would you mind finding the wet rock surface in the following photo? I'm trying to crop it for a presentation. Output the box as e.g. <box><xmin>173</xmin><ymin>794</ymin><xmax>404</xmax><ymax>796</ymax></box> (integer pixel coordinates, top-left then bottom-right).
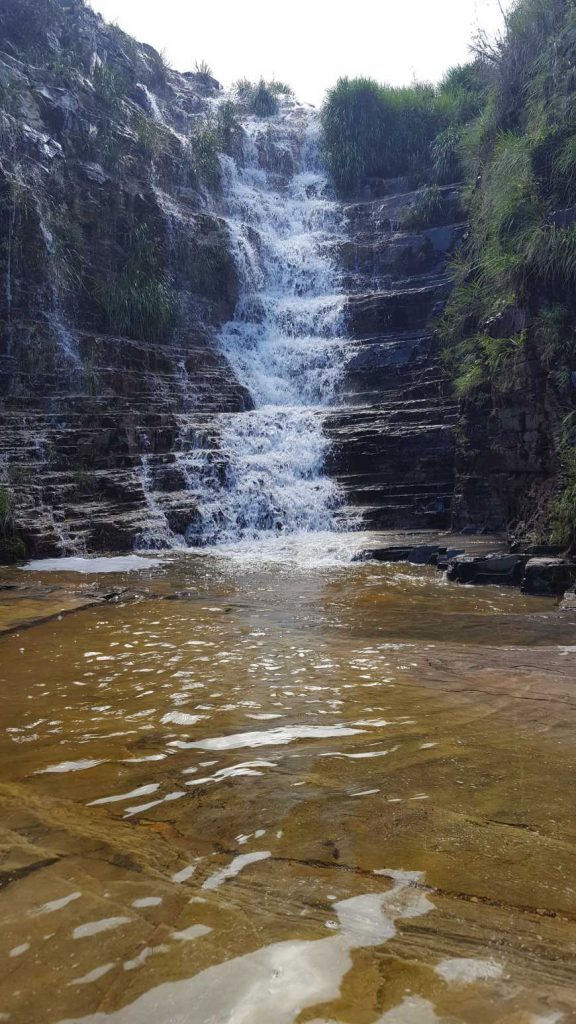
<box><xmin>521</xmin><ymin>556</ymin><xmax>576</xmax><ymax>596</ymax></box>
<box><xmin>443</xmin><ymin>549</ymin><xmax>576</xmax><ymax>598</ymax></box>
<box><xmin>0</xmin><ymin>1</ymin><xmax>249</xmax><ymax>558</ymax></box>
<box><xmin>1</xmin><ymin>551</ymin><xmax>575</xmax><ymax>1024</ymax></box>
<box><xmin>326</xmin><ymin>187</ymin><xmax>462</xmax><ymax>530</ymax></box>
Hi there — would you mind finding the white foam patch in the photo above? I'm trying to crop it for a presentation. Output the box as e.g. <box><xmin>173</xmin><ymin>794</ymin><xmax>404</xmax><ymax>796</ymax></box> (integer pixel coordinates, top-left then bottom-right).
<box><xmin>73</xmin><ymin>917</ymin><xmax>132</xmax><ymax>939</ymax></box>
<box><xmin>179</xmin><ymin>725</ymin><xmax>364</xmax><ymax>751</ymax></box>
<box><xmin>56</xmin><ymin>867</ymin><xmax>433</xmax><ymax>1024</ymax></box>
<box><xmin>202</xmin><ymin>851</ymin><xmax>271</xmax><ymax>891</ymax></box>
<box><xmin>375</xmin><ymin>996</ymin><xmax>443</xmax><ymax>1022</ymax></box>
<box><xmin>172</xmin><ymin>924</ymin><xmax>212</xmax><ymax>942</ymax></box>
<box><xmin>123</xmin><ymin>945</ymin><xmax>168</xmax><ymax>971</ymax></box>
<box><xmin>320</xmin><ymin>750</ymin><xmax>392</xmax><ymax>760</ymax></box>
<box><xmin>30</xmin><ymin>892</ymin><xmax>81</xmax><ymax>915</ymax></box>
<box><xmin>435</xmin><ymin>957</ymin><xmax>504</xmax><ymax>984</ymax></box>
<box><xmin>9</xmin><ymin>943</ymin><xmax>30</xmax><ymax>958</ymax></box>
<box><xmin>89</xmin><ymin>784</ymin><xmax>160</xmax><ymax>806</ymax></box>
<box><xmin>161</xmin><ymin>712</ymin><xmax>204</xmax><ymax>726</ymax></box>
<box><xmin>37</xmin><ymin>759</ymin><xmax>106</xmax><ymax>774</ymax></box>
<box><xmin>532</xmin><ymin>1014</ymin><xmax>565</xmax><ymax>1024</ymax></box>
<box><xmin>69</xmin><ymin>964</ymin><xmax>116</xmax><ymax>986</ymax></box>
<box><xmin>21</xmin><ymin>555</ymin><xmax>165</xmax><ymax>574</ymax></box>
<box><xmin>171</xmin><ymin>863</ymin><xmax>199</xmax><ymax>884</ymax></box>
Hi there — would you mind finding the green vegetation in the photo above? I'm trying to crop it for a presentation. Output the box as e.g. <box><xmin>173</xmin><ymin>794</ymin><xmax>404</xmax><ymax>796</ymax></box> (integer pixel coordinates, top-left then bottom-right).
<box><xmin>98</xmin><ymin>227</ymin><xmax>177</xmax><ymax>342</ymax></box>
<box><xmin>439</xmin><ymin>0</ymin><xmax>576</xmax><ymax>373</ymax></box>
<box><xmin>186</xmin><ymin>103</ymin><xmax>241</xmax><ymax>187</ymax></box>
<box><xmin>0</xmin><ymin>485</ymin><xmax>25</xmax><ymax>563</ymax></box>
<box><xmin>187</xmin><ymin>116</ymin><xmax>222</xmax><ymax>187</ymax></box>
<box><xmin>234</xmin><ymin>78</ymin><xmax>289</xmax><ymax>117</ymax></box>
<box><xmin>321</xmin><ymin>68</ymin><xmax>484</xmax><ymax>194</ymax></box>
<box><xmin>550</xmin><ymin>438</ymin><xmax>576</xmax><ymax>548</ymax></box>
<box><xmin>401</xmin><ymin>185</ymin><xmax>453</xmax><ymax>230</ymax></box>
<box><xmin>320</xmin><ymin>0</ymin><xmax>576</xmax><ymax>546</ymax></box>
<box><xmin>433</xmin><ymin>0</ymin><xmax>576</xmax><ymax>542</ymax></box>
<box><xmin>134</xmin><ymin>114</ymin><xmax>171</xmax><ymax>158</ymax></box>
<box><xmin>92</xmin><ymin>61</ymin><xmax>130</xmax><ymax>109</ymax></box>
<box><xmin>193</xmin><ymin>60</ymin><xmax>213</xmax><ymax>76</ymax></box>
<box><xmin>268</xmin><ymin>81</ymin><xmax>293</xmax><ymax>97</ymax></box>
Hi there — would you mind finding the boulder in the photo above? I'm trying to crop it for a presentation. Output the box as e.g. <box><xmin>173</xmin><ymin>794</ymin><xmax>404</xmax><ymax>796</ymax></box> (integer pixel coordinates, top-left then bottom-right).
<box><xmin>354</xmin><ymin>545</ymin><xmax>445</xmax><ymax>565</ymax></box>
<box><xmin>521</xmin><ymin>558</ymin><xmax>575</xmax><ymax>596</ymax></box>
<box><xmin>446</xmin><ymin>553</ymin><xmax>528</xmax><ymax>586</ymax></box>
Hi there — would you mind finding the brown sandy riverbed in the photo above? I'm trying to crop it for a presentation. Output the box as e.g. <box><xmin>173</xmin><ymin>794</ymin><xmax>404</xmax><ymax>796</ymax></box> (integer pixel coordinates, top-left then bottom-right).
<box><xmin>1</xmin><ymin>543</ymin><xmax>575</xmax><ymax>1024</ymax></box>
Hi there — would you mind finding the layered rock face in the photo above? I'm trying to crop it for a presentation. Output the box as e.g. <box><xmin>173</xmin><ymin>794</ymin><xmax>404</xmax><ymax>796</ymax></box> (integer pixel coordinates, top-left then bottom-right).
<box><xmin>0</xmin><ymin>0</ymin><xmax>248</xmax><ymax>557</ymax></box>
<box><xmin>326</xmin><ymin>185</ymin><xmax>462</xmax><ymax>529</ymax></box>
<box><xmin>451</xmin><ymin>345</ymin><xmax>564</xmax><ymax>537</ymax></box>
<box><xmin>0</xmin><ymin>0</ymin><xmax>464</xmax><ymax>557</ymax></box>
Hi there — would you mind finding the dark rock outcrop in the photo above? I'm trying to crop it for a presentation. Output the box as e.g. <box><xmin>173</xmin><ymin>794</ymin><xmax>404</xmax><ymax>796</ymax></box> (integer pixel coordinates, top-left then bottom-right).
<box><xmin>521</xmin><ymin>558</ymin><xmax>575</xmax><ymax>596</ymax></box>
<box><xmin>0</xmin><ymin>0</ymin><xmax>248</xmax><ymax>558</ymax></box>
<box><xmin>450</xmin><ymin>339</ymin><xmax>565</xmax><ymax>538</ymax></box>
<box><xmin>326</xmin><ymin>186</ymin><xmax>462</xmax><ymax>529</ymax></box>
<box><xmin>446</xmin><ymin>553</ymin><xmax>529</xmax><ymax>586</ymax></box>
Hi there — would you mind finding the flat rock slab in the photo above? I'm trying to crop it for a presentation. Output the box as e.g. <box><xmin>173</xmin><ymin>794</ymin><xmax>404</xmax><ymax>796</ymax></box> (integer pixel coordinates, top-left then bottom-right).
<box><xmin>446</xmin><ymin>552</ymin><xmax>576</xmax><ymax>595</ymax></box>
<box><xmin>0</xmin><ymin>588</ymin><xmax>103</xmax><ymax>635</ymax></box>
<box><xmin>447</xmin><ymin>553</ymin><xmax>529</xmax><ymax>586</ymax></box>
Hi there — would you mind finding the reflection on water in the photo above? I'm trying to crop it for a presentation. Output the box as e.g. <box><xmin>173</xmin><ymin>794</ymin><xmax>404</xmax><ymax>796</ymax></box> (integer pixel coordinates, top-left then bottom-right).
<box><xmin>1</xmin><ymin>552</ymin><xmax>576</xmax><ymax>1023</ymax></box>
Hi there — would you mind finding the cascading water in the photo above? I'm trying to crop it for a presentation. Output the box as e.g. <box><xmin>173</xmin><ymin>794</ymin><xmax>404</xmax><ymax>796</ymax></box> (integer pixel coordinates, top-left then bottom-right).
<box><xmin>189</xmin><ymin>102</ymin><xmax>352</xmax><ymax>549</ymax></box>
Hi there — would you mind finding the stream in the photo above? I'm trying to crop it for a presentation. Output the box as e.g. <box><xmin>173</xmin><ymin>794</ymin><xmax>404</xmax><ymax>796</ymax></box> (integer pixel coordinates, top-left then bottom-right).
<box><xmin>1</xmin><ymin>543</ymin><xmax>576</xmax><ymax>1023</ymax></box>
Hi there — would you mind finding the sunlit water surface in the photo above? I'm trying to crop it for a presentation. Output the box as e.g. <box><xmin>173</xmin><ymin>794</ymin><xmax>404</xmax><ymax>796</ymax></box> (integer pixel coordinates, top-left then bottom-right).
<box><xmin>1</xmin><ymin>548</ymin><xmax>576</xmax><ymax>1024</ymax></box>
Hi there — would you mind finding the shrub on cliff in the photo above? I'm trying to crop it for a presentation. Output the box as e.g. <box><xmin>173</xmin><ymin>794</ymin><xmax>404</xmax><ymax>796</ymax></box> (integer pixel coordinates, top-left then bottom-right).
<box><xmin>321</xmin><ymin>78</ymin><xmax>442</xmax><ymax>193</ymax></box>
<box><xmin>321</xmin><ymin>66</ymin><xmax>486</xmax><ymax>195</ymax></box>
<box><xmin>438</xmin><ymin>0</ymin><xmax>576</xmax><ymax>543</ymax></box>
<box><xmin>550</xmin><ymin>438</ymin><xmax>576</xmax><ymax>549</ymax></box>
<box><xmin>441</xmin><ymin>0</ymin><xmax>576</xmax><ymax>364</ymax></box>
<box><xmin>186</xmin><ymin>103</ymin><xmax>241</xmax><ymax>188</ymax></box>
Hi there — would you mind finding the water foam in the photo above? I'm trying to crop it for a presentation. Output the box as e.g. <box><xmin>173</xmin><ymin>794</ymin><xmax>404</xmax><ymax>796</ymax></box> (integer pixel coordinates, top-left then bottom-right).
<box><xmin>187</xmin><ymin>103</ymin><xmax>353</xmax><ymax>551</ymax></box>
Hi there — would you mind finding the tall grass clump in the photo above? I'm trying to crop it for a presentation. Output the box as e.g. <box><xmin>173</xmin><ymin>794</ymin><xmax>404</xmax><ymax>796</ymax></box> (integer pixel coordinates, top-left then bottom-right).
<box><xmin>321</xmin><ymin>78</ymin><xmax>442</xmax><ymax>193</ymax></box>
<box><xmin>186</xmin><ymin>103</ymin><xmax>241</xmax><ymax>187</ymax></box>
<box><xmin>440</xmin><ymin>0</ymin><xmax>576</xmax><ymax>369</ymax></box>
<box><xmin>321</xmin><ymin>64</ymin><xmax>486</xmax><ymax>194</ymax></box>
<box><xmin>98</xmin><ymin>226</ymin><xmax>177</xmax><ymax>342</ymax></box>
<box><xmin>234</xmin><ymin>78</ymin><xmax>281</xmax><ymax>117</ymax></box>
<box><xmin>0</xmin><ymin>484</ymin><xmax>25</xmax><ymax>562</ymax></box>
<box><xmin>550</xmin><ymin>439</ymin><xmax>576</xmax><ymax>549</ymax></box>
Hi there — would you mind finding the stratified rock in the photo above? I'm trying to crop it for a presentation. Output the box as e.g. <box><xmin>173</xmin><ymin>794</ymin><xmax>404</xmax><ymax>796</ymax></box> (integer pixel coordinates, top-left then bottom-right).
<box><xmin>326</xmin><ymin>182</ymin><xmax>462</xmax><ymax>530</ymax></box>
<box><xmin>0</xmin><ymin>0</ymin><xmax>249</xmax><ymax>558</ymax></box>
<box><xmin>447</xmin><ymin>553</ymin><xmax>528</xmax><ymax>586</ymax></box>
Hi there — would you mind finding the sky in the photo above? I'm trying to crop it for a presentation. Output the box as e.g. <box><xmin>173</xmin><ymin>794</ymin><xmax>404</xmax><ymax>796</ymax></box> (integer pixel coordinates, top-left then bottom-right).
<box><xmin>87</xmin><ymin>0</ymin><xmax>513</xmax><ymax>107</ymax></box>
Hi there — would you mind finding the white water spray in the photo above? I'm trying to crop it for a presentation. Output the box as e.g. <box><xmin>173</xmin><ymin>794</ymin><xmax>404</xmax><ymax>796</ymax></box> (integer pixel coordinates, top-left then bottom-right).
<box><xmin>189</xmin><ymin>103</ymin><xmax>351</xmax><ymax>548</ymax></box>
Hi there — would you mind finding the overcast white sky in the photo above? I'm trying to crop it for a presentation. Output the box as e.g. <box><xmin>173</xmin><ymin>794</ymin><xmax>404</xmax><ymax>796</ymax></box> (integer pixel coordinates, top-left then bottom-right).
<box><xmin>88</xmin><ymin>0</ymin><xmax>512</xmax><ymax>107</ymax></box>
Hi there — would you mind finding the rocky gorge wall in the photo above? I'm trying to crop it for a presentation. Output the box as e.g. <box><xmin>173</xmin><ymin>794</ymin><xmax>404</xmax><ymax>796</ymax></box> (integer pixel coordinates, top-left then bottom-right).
<box><xmin>6</xmin><ymin>0</ymin><xmax>556</xmax><ymax>561</ymax></box>
<box><xmin>0</xmin><ymin>0</ymin><xmax>466</xmax><ymax>560</ymax></box>
<box><xmin>0</xmin><ymin>0</ymin><xmax>250</xmax><ymax>558</ymax></box>
<box><xmin>327</xmin><ymin>183</ymin><xmax>463</xmax><ymax>530</ymax></box>
<box><xmin>451</xmin><ymin>342</ymin><xmax>566</xmax><ymax>541</ymax></box>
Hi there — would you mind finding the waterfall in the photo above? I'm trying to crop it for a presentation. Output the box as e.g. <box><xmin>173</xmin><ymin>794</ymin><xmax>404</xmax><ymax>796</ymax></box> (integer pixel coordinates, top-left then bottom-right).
<box><xmin>189</xmin><ymin>102</ymin><xmax>351</xmax><ymax>548</ymax></box>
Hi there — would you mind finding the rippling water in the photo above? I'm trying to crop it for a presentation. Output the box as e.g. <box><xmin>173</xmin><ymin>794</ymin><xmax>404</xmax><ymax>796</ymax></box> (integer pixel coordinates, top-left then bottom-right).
<box><xmin>1</xmin><ymin>551</ymin><xmax>576</xmax><ymax>1023</ymax></box>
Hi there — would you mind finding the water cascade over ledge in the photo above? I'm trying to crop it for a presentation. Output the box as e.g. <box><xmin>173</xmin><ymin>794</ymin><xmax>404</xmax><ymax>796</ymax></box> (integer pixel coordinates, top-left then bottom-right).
<box><xmin>181</xmin><ymin>103</ymin><xmax>353</xmax><ymax>551</ymax></box>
